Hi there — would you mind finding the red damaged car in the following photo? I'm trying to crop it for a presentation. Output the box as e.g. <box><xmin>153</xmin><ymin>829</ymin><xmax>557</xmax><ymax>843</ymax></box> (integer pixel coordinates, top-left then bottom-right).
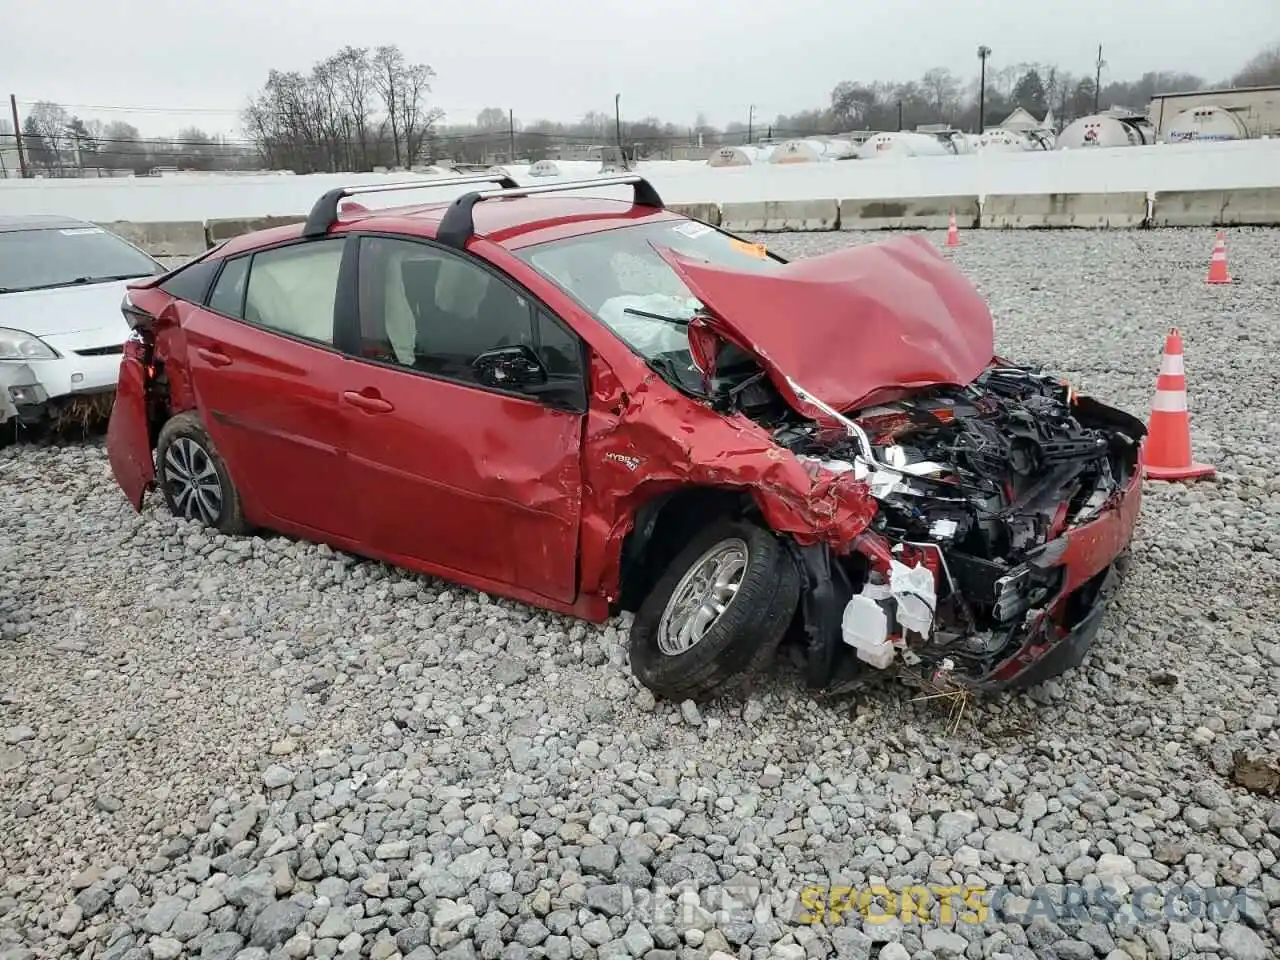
<box><xmin>105</xmin><ymin>174</ymin><xmax>1146</xmax><ymax>701</ymax></box>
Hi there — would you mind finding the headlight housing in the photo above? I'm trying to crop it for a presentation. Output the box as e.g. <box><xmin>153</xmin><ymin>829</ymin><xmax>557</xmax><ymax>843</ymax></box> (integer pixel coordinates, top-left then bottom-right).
<box><xmin>0</xmin><ymin>327</ymin><xmax>59</xmax><ymax>360</ymax></box>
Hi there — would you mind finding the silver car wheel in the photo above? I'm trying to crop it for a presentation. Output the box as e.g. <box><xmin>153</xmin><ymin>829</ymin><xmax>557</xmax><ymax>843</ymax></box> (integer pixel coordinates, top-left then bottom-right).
<box><xmin>163</xmin><ymin>437</ymin><xmax>223</xmax><ymax>525</ymax></box>
<box><xmin>656</xmin><ymin>537</ymin><xmax>749</xmax><ymax>656</ymax></box>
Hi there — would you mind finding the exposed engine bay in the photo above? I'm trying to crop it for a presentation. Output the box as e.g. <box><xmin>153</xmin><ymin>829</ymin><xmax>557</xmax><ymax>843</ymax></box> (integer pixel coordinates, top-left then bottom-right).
<box><xmin>737</xmin><ymin>363</ymin><xmax>1146</xmax><ymax>689</ymax></box>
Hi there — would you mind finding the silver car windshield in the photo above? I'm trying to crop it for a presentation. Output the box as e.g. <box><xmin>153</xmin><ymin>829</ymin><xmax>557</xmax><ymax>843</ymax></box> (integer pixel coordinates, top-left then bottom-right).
<box><xmin>0</xmin><ymin>226</ymin><xmax>162</xmax><ymax>294</ymax></box>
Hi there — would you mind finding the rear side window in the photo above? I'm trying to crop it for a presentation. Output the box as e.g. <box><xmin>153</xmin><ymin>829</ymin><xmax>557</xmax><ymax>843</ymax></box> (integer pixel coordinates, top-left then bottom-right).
<box><xmin>208</xmin><ymin>257</ymin><xmax>249</xmax><ymax>318</ymax></box>
<box><xmin>240</xmin><ymin>239</ymin><xmax>345</xmax><ymax>345</ymax></box>
<box><xmin>161</xmin><ymin>259</ymin><xmax>221</xmax><ymax>304</ymax></box>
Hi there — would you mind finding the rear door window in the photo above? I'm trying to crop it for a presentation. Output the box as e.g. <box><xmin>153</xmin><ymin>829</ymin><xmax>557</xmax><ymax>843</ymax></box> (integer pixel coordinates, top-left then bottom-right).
<box><xmin>207</xmin><ymin>257</ymin><xmax>250</xmax><ymax>318</ymax></box>
<box><xmin>240</xmin><ymin>240</ymin><xmax>345</xmax><ymax>346</ymax></box>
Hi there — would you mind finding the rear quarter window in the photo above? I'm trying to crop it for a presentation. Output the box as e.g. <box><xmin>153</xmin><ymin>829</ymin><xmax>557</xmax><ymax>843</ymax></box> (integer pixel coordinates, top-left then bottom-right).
<box><xmin>160</xmin><ymin>259</ymin><xmax>221</xmax><ymax>305</ymax></box>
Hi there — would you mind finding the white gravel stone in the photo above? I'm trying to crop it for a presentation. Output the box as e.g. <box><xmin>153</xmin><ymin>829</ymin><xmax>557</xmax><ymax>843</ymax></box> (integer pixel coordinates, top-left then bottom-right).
<box><xmin>2</xmin><ymin>227</ymin><xmax>1279</xmax><ymax>959</ymax></box>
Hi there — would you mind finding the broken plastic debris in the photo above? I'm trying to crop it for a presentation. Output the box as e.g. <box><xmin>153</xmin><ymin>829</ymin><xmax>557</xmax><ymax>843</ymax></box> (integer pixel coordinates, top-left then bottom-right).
<box><xmin>889</xmin><ymin>560</ymin><xmax>937</xmax><ymax>638</ymax></box>
<box><xmin>842</xmin><ymin>579</ymin><xmax>895</xmax><ymax>669</ymax></box>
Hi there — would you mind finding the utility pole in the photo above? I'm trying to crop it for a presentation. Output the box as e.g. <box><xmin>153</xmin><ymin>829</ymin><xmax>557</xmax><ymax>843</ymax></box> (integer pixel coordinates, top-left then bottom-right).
<box><xmin>897</xmin><ymin>100</ymin><xmax>903</xmax><ymax>132</ymax></box>
<box><xmin>977</xmin><ymin>46</ymin><xmax>992</xmax><ymax>134</ymax></box>
<box><xmin>8</xmin><ymin>94</ymin><xmax>28</xmax><ymax>179</ymax></box>
<box><xmin>614</xmin><ymin>93</ymin><xmax>626</xmax><ymax>165</ymax></box>
<box><xmin>747</xmin><ymin>104</ymin><xmax>755</xmax><ymax>145</ymax></box>
<box><xmin>508</xmin><ymin>109</ymin><xmax>516</xmax><ymax>163</ymax></box>
<box><xmin>1094</xmin><ymin>45</ymin><xmax>1105</xmax><ymax>113</ymax></box>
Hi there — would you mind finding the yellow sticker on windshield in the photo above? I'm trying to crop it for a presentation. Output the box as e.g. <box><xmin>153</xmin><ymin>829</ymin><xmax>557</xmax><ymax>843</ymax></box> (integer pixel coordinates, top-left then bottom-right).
<box><xmin>731</xmin><ymin>239</ymin><xmax>768</xmax><ymax>258</ymax></box>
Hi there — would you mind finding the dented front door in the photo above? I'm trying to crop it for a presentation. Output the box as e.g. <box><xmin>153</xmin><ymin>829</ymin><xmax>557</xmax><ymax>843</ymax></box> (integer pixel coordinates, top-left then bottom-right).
<box><xmin>340</xmin><ymin>362</ymin><xmax>585</xmax><ymax>604</ymax></box>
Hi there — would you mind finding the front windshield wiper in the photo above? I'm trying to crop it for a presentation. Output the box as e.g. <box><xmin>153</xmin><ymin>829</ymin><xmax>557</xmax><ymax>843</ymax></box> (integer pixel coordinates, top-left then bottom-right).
<box><xmin>623</xmin><ymin>306</ymin><xmax>692</xmax><ymax>328</ymax></box>
<box><xmin>14</xmin><ymin>273</ymin><xmax>154</xmax><ymax>293</ymax></box>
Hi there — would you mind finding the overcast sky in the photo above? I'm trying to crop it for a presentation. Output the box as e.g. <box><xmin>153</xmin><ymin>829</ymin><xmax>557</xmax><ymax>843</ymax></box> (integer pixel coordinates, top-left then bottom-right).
<box><xmin>3</xmin><ymin>0</ymin><xmax>1276</xmax><ymax>137</ymax></box>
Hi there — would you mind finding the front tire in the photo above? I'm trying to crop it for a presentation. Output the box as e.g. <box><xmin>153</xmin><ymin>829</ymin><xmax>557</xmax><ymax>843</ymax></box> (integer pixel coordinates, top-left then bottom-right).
<box><xmin>155</xmin><ymin>412</ymin><xmax>248</xmax><ymax>535</ymax></box>
<box><xmin>629</xmin><ymin>518</ymin><xmax>801</xmax><ymax>702</ymax></box>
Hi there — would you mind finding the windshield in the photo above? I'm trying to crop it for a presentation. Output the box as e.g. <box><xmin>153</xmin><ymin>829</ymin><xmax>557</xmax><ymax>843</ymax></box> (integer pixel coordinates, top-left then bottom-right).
<box><xmin>0</xmin><ymin>226</ymin><xmax>162</xmax><ymax>293</ymax></box>
<box><xmin>516</xmin><ymin>219</ymin><xmax>783</xmax><ymax>390</ymax></box>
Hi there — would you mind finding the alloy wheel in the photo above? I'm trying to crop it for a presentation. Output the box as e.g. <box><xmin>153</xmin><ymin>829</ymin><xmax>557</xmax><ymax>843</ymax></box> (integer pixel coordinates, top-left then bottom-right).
<box><xmin>163</xmin><ymin>437</ymin><xmax>224</xmax><ymax>525</ymax></box>
<box><xmin>656</xmin><ymin>537</ymin><xmax>749</xmax><ymax>656</ymax></box>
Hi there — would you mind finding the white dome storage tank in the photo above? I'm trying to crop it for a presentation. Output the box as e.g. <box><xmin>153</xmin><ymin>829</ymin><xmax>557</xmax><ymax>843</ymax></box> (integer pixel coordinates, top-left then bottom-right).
<box><xmin>1055</xmin><ymin>114</ymin><xmax>1155</xmax><ymax>149</ymax></box>
<box><xmin>857</xmin><ymin>132</ymin><xmax>956</xmax><ymax>159</ymax></box>
<box><xmin>1161</xmin><ymin>106</ymin><xmax>1249</xmax><ymax>143</ymax></box>
<box><xmin>768</xmin><ymin>139</ymin><xmax>828</xmax><ymax>163</ymax></box>
<box><xmin>527</xmin><ymin>160</ymin><xmax>562</xmax><ymax>177</ymax></box>
<box><xmin>706</xmin><ymin>145</ymin><xmax>770</xmax><ymax>167</ymax></box>
<box><xmin>978</xmin><ymin>128</ymin><xmax>1039</xmax><ymax>152</ymax></box>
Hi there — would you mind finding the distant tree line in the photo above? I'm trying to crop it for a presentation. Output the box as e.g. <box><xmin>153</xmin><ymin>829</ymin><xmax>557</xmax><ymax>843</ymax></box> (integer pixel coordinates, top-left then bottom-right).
<box><xmin>5</xmin><ymin>101</ymin><xmax>256</xmax><ymax>177</ymax></box>
<box><xmin>3</xmin><ymin>41</ymin><xmax>1276</xmax><ymax>177</ymax></box>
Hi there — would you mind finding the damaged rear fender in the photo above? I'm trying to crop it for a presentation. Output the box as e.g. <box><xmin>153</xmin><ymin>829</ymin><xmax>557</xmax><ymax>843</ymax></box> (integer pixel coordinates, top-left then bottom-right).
<box><xmin>106</xmin><ymin>350</ymin><xmax>157</xmax><ymax>510</ymax></box>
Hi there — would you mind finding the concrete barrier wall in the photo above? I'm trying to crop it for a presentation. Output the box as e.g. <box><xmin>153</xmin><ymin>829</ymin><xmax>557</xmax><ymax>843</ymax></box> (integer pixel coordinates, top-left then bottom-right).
<box><xmin>100</xmin><ymin>220</ymin><xmax>208</xmax><ymax>258</ymax></box>
<box><xmin>720</xmin><ymin>199</ymin><xmax>839</xmax><ymax>232</ymax></box>
<box><xmin>666</xmin><ymin>202</ymin><xmax>721</xmax><ymax>226</ymax></box>
<box><xmin>206</xmin><ymin>216</ymin><xmax>305</xmax><ymax>244</ymax></box>
<box><xmin>839</xmin><ymin>195</ymin><xmax>979</xmax><ymax>230</ymax></box>
<box><xmin>5</xmin><ymin>139</ymin><xmax>1279</xmax><ymax>223</ymax></box>
<box><xmin>1152</xmin><ymin>187</ymin><xmax>1280</xmax><ymax>227</ymax></box>
<box><xmin>983</xmin><ymin>192</ymin><xmax>1149</xmax><ymax>228</ymax></box>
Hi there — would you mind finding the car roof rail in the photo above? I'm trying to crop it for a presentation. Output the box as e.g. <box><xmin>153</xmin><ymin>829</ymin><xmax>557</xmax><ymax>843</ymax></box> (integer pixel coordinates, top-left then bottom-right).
<box><xmin>435</xmin><ymin>174</ymin><xmax>665</xmax><ymax>249</ymax></box>
<box><xmin>301</xmin><ymin>173</ymin><xmax>520</xmax><ymax>238</ymax></box>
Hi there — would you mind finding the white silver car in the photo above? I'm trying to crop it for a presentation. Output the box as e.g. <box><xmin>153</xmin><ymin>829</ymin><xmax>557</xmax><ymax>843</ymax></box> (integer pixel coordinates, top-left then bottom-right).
<box><xmin>0</xmin><ymin>215</ymin><xmax>166</xmax><ymax>435</ymax></box>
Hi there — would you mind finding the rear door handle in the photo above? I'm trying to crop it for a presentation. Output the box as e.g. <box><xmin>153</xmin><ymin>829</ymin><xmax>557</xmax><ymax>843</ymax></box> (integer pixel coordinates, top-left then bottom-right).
<box><xmin>195</xmin><ymin>347</ymin><xmax>232</xmax><ymax>367</ymax></box>
<box><xmin>342</xmin><ymin>389</ymin><xmax>394</xmax><ymax>414</ymax></box>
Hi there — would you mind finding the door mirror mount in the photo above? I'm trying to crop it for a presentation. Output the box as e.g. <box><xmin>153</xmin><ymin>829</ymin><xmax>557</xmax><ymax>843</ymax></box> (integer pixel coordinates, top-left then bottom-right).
<box><xmin>472</xmin><ymin>344</ymin><xmax>548</xmax><ymax>389</ymax></box>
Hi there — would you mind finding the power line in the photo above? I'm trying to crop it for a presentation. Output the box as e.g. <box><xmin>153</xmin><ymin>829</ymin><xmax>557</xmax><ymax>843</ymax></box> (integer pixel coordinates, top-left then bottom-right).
<box><xmin>16</xmin><ymin>101</ymin><xmax>245</xmax><ymax>116</ymax></box>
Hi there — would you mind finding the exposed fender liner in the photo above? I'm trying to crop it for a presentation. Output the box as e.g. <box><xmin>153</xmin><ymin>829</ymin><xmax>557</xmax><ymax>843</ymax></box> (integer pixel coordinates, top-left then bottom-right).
<box><xmin>792</xmin><ymin>542</ymin><xmax>853</xmax><ymax>689</ymax></box>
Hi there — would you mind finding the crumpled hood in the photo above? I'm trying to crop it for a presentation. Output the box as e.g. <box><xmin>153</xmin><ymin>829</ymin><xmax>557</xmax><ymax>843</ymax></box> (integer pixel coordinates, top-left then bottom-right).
<box><xmin>0</xmin><ymin>280</ymin><xmax>134</xmax><ymax>344</ymax></box>
<box><xmin>656</xmin><ymin>233</ymin><xmax>996</xmax><ymax>413</ymax></box>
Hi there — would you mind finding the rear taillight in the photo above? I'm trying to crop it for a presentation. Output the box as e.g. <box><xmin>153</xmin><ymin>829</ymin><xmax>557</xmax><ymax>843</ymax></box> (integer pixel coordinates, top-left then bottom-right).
<box><xmin>121</xmin><ymin>291</ymin><xmax>154</xmax><ymax>330</ymax></box>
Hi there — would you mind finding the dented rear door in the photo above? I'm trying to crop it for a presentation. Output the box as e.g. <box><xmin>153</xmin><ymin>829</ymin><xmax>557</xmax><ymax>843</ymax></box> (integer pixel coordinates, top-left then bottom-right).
<box><xmin>105</xmin><ymin>345</ymin><xmax>155</xmax><ymax>510</ymax></box>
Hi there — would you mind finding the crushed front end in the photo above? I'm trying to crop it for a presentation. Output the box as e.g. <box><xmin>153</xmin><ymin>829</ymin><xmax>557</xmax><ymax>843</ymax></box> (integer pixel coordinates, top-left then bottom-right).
<box><xmin>764</xmin><ymin>363</ymin><xmax>1147</xmax><ymax>694</ymax></box>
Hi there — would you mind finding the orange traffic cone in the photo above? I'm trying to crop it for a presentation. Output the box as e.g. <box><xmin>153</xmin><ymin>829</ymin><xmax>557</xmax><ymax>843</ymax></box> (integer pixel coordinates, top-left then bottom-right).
<box><xmin>1206</xmin><ymin>230</ymin><xmax>1231</xmax><ymax>284</ymax></box>
<box><xmin>1143</xmin><ymin>328</ymin><xmax>1215</xmax><ymax>481</ymax></box>
<box><xmin>946</xmin><ymin>211</ymin><xmax>960</xmax><ymax>247</ymax></box>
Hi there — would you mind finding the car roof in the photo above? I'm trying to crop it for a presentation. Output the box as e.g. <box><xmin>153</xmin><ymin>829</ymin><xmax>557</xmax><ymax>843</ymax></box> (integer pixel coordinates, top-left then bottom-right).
<box><xmin>0</xmin><ymin>214</ymin><xmax>97</xmax><ymax>233</ymax></box>
<box><xmin>214</xmin><ymin>195</ymin><xmax>684</xmax><ymax>259</ymax></box>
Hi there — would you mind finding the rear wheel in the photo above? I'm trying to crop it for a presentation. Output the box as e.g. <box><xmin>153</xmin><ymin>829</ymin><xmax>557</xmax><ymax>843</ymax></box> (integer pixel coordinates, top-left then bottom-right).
<box><xmin>155</xmin><ymin>413</ymin><xmax>248</xmax><ymax>535</ymax></box>
<box><xmin>629</xmin><ymin>518</ymin><xmax>801</xmax><ymax>702</ymax></box>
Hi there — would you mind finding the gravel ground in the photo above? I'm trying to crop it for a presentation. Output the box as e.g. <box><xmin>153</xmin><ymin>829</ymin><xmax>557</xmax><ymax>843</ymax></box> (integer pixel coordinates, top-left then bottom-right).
<box><xmin>2</xmin><ymin>226</ymin><xmax>1279</xmax><ymax>960</ymax></box>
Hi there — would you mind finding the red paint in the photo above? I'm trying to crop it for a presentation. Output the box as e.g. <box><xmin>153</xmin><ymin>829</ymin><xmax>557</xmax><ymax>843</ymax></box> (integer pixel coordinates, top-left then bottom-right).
<box><xmin>105</xmin><ymin>349</ymin><xmax>154</xmax><ymax>509</ymax></box>
<box><xmin>655</xmin><ymin>233</ymin><xmax>995</xmax><ymax>412</ymax></box>
<box><xmin>105</xmin><ymin>196</ymin><xmax>1139</xmax><ymax>679</ymax></box>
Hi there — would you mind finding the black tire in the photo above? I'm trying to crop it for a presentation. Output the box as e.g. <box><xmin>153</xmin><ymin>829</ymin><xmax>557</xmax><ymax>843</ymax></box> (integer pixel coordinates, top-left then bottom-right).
<box><xmin>629</xmin><ymin>518</ymin><xmax>801</xmax><ymax>702</ymax></box>
<box><xmin>155</xmin><ymin>412</ymin><xmax>249</xmax><ymax>536</ymax></box>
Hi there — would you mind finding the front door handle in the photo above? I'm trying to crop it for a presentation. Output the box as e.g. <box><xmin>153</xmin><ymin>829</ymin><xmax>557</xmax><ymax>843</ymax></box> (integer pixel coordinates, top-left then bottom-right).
<box><xmin>342</xmin><ymin>389</ymin><xmax>394</xmax><ymax>414</ymax></box>
<box><xmin>195</xmin><ymin>347</ymin><xmax>232</xmax><ymax>367</ymax></box>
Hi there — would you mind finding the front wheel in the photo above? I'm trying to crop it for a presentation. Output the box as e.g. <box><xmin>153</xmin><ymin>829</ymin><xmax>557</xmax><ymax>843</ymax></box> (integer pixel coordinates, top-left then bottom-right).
<box><xmin>628</xmin><ymin>518</ymin><xmax>801</xmax><ymax>702</ymax></box>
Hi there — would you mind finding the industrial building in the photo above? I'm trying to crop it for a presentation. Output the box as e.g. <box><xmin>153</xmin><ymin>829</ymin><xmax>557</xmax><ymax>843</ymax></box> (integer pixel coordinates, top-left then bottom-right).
<box><xmin>1146</xmin><ymin>84</ymin><xmax>1280</xmax><ymax>142</ymax></box>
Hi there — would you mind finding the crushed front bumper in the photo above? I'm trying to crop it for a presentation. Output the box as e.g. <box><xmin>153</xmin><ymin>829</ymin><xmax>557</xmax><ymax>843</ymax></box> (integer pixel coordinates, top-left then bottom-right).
<box><xmin>797</xmin><ymin>451</ymin><xmax>1144</xmax><ymax>695</ymax></box>
<box><xmin>971</xmin><ymin>462</ymin><xmax>1143</xmax><ymax>690</ymax></box>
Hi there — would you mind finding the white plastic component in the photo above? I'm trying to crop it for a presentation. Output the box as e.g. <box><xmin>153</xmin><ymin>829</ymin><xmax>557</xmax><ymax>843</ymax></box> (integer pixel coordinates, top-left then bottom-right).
<box><xmin>929</xmin><ymin>518</ymin><xmax>959</xmax><ymax>539</ymax></box>
<box><xmin>842</xmin><ymin>595</ymin><xmax>894</xmax><ymax>668</ymax></box>
<box><xmin>889</xmin><ymin>560</ymin><xmax>937</xmax><ymax>638</ymax></box>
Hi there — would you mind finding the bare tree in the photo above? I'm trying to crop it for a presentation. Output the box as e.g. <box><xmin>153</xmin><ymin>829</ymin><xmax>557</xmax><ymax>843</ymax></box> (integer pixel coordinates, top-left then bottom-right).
<box><xmin>1232</xmin><ymin>42</ymin><xmax>1280</xmax><ymax>87</ymax></box>
<box><xmin>27</xmin><ymin>101</ymin><xmax>70</xmax><ymax>174</ymax></box>
<box><xmin>921</xmin><ymin>68</ymin><xmax>962</xmax><ymax>120</ymax></box>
